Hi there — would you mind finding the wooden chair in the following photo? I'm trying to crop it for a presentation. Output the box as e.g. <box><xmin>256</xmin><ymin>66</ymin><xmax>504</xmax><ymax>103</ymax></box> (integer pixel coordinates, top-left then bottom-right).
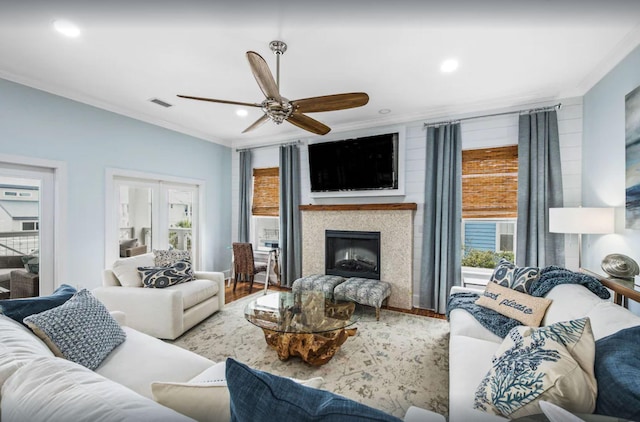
<box><xmin>232</xmin><ymin>243</ymin><xmax>267</xmax><ymax>292</ymax></box>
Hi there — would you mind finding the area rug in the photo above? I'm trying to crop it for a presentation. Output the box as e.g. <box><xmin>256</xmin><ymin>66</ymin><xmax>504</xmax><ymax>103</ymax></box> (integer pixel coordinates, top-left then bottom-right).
<box><xmin>168</xmin><ymin>292</ymin><xmax>450</xmax><ymax>418</ymax></box>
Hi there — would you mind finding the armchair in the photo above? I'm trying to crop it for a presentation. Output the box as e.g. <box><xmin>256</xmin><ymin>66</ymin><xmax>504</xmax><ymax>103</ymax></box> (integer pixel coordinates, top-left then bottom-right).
<box><xmin>93</xmin><ymin>253</ymin><xmax>225</xmax><ymax>340</ymax></box>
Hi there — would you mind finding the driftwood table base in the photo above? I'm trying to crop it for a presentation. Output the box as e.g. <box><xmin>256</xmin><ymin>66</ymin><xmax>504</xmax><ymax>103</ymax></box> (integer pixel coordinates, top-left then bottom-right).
<box><xmin>262</xmin><ymin>328</ymin><xmax>357</xmax><ymax>366</ymax></box>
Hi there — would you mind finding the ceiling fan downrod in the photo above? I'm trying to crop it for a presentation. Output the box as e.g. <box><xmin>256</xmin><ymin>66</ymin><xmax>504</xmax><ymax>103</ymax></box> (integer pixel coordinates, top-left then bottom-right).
<box><xmin>269</xmin><ymin>40</ymin><xmax>287</xmax><ymax>89</ymax></box>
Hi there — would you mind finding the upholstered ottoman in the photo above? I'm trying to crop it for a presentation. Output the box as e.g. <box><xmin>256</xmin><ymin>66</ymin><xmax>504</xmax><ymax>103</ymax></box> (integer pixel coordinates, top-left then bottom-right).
<box><xmin>291</xmin><ymin>274</ymin><xmax>346</xmax><ymax>300</ymax></box>
<box><xmin>333</xmin><ymin>278</ymin><xmax>392</xmax><ymax>321</ymax></box>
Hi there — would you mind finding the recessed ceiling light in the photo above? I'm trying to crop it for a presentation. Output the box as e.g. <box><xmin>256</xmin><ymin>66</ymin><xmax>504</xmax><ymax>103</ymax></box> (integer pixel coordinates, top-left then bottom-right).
<box><xmin>440</xmin><ymin>59</ymin><xmax>459</xmax><ymax>73</ymax></box>
<box><xmin>236</xmin><ymin>109</ymin><xmax>248</xmax><ymax>117</ymax></box>
<box><xmin>53</xmin><ymin>20</ymin><xmax>80</xmax><ymax>38</ymax></box>
<box><xmin>378</xmin><ymin>109</ymin><xmax>391</xmax><ymax>114</ymax></box>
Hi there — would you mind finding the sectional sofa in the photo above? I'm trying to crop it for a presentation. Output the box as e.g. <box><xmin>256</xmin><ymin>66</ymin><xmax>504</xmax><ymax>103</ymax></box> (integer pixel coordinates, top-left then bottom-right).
<box><xmin>448</xmin><ymin>282</ymin><xmax>640</xmax><ymax>421</ymax></box>
<box><xmin>0</xmin><ymin>290</ymin><xmax>442</xmax><ymax>422</ymax></box>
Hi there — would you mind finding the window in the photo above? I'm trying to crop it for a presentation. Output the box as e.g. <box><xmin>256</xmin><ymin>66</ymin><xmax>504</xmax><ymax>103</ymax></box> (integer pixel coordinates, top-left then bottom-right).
<box><xmin>461</xmin><ymin>146</ymin><xmax>517</xmax><ymax>268</ymax></box>
<box><xmin>21</xmin><ymin>221</ymin><xmax>39</xmax><ymax>231</ymax></box>
<box><xmin>252</xmin><ymin>168</ymin><xmax>279</xmax><ymax>217</ymax></box>
<box><xmin>251</xmin><ymin>167</ymin><xmax>280</xmax><ymax>251</ymax></box>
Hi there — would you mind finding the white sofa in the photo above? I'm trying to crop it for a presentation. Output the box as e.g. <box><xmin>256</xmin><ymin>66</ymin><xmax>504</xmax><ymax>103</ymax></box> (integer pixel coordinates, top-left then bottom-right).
<box><xmin>448</xmin><ymin>283</ymin><xmax>640</xmax><ymax>422</ymax></box>
<box><xmin>0</xmin><ymin>311</ymin><xmax>212</xmax><ymax>421</ymax></box>
<box><xmin>93</xmin><ymin>253</ymin><xmax>225</xmax><ymax>340</ymax></box>
<box><xmin>0</xmin><ymin>308</ymin><xmax>442</xmax><ymax>422</ymax></box>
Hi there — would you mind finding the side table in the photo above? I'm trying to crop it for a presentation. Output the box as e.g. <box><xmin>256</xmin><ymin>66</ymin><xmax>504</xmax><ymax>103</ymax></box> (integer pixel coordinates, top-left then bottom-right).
<box><xmin>580</xmin><ymin>268</ymin><xmax>640</xmax><ymax>308</ymax></box>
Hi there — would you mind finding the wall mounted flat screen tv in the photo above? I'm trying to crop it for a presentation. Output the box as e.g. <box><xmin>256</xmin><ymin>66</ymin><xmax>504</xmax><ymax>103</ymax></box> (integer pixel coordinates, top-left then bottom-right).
<box><xmin>308</xmin><ymin>133</ymin><xmax>399</xmax><ymax>193</ymax></box>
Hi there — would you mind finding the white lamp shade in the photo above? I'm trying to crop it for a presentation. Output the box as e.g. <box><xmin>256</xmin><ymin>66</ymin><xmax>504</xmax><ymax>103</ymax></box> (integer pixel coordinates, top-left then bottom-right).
<box><xmin>549</xmin><ymin>207</ymin><xmax>615</xmax><ymax>234</ymax></box>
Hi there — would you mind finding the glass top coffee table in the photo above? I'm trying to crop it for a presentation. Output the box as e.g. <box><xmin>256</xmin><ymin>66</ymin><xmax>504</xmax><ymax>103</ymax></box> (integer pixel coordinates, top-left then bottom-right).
<box><xmin>244</xmin><ymin>291</ymin><xmax>359</xmax><ymax>366</ymax></box>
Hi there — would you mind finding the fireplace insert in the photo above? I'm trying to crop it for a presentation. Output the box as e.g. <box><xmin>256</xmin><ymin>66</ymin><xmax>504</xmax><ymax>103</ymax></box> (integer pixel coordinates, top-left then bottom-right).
<box><xmin>325</xmin><ymin>230</ymin><xmax>380</xmax><ymax>280</ymax></box>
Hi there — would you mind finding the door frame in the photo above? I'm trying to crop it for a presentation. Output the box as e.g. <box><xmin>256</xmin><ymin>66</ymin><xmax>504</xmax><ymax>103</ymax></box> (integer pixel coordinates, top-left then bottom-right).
<box><xmin>0</xmin><ymin>153</ymin><xmax>67</xmax><ymax>295</ymax></box>
<box><xmin>105</xmin><ymin>168</ymin><xmax>205</xmax><ymax>269</ymax></box>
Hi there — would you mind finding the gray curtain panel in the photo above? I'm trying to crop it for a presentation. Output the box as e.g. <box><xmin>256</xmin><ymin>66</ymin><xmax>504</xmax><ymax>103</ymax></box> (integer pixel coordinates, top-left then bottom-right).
<box><xmin>279</xmin><ymin>144</ymin><xmax>302</xmax><ymax>287</ymax></box>
<box><xmin>516</xmin><ymin>110</ymin><xmax>565</xmax><ymax>267</ymax></box>
<box><xmin>238</xmin><ymin>150</ymin><xmax>252</xmax><ymax>243</ymax></box>
<box><xmin>419</xmin><ymin>123</ymin><xmax>462</xmax><ymax>314</ymax></box>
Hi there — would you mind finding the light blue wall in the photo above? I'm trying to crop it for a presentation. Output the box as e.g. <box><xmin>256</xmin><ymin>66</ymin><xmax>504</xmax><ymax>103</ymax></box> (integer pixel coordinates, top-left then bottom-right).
<box><xmin>583</xmin><ymin>44</ymin><xmax>640</xmax><ymax>315</ymax></box>
<box><xmin>0</xmin><ymin>78</ymin><xmax>232</xmax><ymax>290</ymax></box>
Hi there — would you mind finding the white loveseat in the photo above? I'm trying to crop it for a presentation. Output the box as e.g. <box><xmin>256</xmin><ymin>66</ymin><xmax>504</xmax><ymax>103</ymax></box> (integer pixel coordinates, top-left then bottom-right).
<box><xmin>448</xmin><ymin>283</ymin><xmax>640</xmax><ymax>422</ymax></box>
<box><xmin>93</xmin><ymin>253</ymin><xmax>225</xmax><ymax>340</ymax></box>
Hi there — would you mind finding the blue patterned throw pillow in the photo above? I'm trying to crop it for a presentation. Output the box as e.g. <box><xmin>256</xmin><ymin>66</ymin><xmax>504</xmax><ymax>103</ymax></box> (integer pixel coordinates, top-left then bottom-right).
<box><xmin>490</xmin><ymin>258</ymin><xmax>540</xmax><ymax>294</ymax></box>
<box><xmin>474</xmin><ymin>317</ymin><xmax>597</xmax><ymax>418</ymax></box>
<box><xmin>138</xmin><ymin>259</ymin><xmax>194</xmax><ymax>288</ymax></box>
<box><xmin>23</xmin><ymin>289</ymin><xmax>126</xmax><ymax>370</ymax></box>
<box><xmin>225</xmin><ymin>358</ymin><xmax>401</xmax><ymax>422</ymax></box>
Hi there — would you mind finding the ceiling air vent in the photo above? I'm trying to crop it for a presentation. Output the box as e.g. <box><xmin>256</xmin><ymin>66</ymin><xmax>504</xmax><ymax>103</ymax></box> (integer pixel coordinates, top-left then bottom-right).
<box><xmin>149</xmin><ymin>98</ymin><xmax>173</xmax><ymax>108</ymax></box>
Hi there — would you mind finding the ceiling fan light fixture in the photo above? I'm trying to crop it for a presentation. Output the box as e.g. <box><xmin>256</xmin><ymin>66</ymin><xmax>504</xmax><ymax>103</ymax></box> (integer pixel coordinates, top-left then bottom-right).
<box><xmin>235</xmin><ymin>109</ymin><xmax>248</xmax><ymax>117</ymax></box>
<box><xmin>261</xmin><ymin>98</ymin><xmax>293</xmax><ymax>124</ymax></box>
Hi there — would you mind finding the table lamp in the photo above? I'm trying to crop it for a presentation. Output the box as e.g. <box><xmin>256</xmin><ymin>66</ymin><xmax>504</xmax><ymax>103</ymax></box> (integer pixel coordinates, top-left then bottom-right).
<box><xmin>549</xmin><ymin>207</ymin><xmax>615</xmax><ymax>268</ymax></box>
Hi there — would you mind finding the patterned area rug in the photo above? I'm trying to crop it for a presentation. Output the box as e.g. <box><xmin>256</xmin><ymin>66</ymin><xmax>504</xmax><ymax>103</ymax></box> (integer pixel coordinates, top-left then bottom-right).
<box><xmin>169</xmin><ymin>292</ymin><xmax>450</xmax><ymax>418</ymax></box>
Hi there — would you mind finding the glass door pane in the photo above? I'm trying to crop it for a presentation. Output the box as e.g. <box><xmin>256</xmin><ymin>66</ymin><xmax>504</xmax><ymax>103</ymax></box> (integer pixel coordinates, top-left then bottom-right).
<box><xmin>166</xmin><ymin>187</ymin><xmax>194</xmax><ymax>254</ymax></box>
<box><xmin>0</xmin><ymin>172</ymin><xmax>48</xmax><ymax>298</ymax></box>
<box><xmin>117</xmin><ymin>184</ymin><xmax>152</xmax><ymax>258</ymax></box>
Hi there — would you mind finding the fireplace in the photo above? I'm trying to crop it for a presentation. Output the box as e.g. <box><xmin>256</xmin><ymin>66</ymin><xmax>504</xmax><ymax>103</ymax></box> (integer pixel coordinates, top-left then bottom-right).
<box><xmin>325</xmin><ymin>230</ymin><xmax>380</xmax><ymax>280</ymax></box>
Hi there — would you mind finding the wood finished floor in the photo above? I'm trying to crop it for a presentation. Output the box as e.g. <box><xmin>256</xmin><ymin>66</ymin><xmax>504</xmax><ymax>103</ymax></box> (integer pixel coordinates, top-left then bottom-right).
<box><xmin>224</xmin><ymin>281</ymin><xmax>446</xmax><ymax>320</ymax></box>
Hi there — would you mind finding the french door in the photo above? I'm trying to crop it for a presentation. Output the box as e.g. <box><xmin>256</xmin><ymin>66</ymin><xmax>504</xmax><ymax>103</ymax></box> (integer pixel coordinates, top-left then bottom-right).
<box><xmin>106</xmin><ymin>171</ymin><xmax>201</xmax><ymax>268</ymax></box>
<box><xmin>0</xmin><ymin>161</ymin><xmax>57</xmax><ymax>295</ymax></box>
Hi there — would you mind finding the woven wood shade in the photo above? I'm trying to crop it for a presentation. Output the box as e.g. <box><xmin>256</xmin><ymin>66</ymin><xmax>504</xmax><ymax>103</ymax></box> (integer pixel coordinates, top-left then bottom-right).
<box><xmin>462</xmin><ymin>146</ymin><xmax>518</xmax><ymax>219</ymax></box>
<box><xmin>252</xmin><ymin>167</ymin><xmax>279</xmax><ymax>216</ymax></box>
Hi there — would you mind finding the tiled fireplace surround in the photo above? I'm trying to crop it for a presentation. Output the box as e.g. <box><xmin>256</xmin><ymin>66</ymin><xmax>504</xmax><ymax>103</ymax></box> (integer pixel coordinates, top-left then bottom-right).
<box><xmin>300</xmin><ymin>203</ymin><xmax>417</xmax><ymax>310</ymax></box>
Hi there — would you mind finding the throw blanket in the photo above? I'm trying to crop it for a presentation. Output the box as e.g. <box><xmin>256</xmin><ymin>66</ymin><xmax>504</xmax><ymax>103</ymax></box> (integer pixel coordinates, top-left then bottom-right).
<box><xmin>446</xmin><ymin>266</ymin><xmax>611</xmax><ymax>338</ymax></box>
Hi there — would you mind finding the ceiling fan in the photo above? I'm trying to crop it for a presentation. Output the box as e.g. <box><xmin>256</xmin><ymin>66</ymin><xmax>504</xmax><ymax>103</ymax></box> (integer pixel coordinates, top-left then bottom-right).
<box><xmin>177</xmin><ymin>40</ymin><xmax>369</xmax><ymax>135</ymax></box>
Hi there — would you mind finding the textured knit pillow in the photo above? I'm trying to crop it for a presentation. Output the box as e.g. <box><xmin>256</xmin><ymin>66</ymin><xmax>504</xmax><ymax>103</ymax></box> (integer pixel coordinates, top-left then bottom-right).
<box><xmin>226</xmin><ymin>358</ymin><xmax>401</xmax><ymax>422</ymax></box>
<box><xmin>23</xmin><ymin>289</ymin><xmax>126</xmax><ymax>370</ymax></box>
<box><xmin>474</xmin><ymin>317</ymin><xmax>597</xmax><ymax>418</ymax></box>
<box><xmin>476</xmin><ymin>282</ymin><xmax>552</xmax><ymax>326</ymax></box>
<box><xmin>153</xmin><ymin>249</ymin><xmax>191</xmax><ymax>267</ymax></box>
<box><xmin>0</xmin><ymin>284</ymin><xmax>76</xmax><ymax>324</ymax></box>
<box><xmin>490</xmin><ymin>258</ymin><xmax>539</xmax><ymax>293</ymax></box>
<box><xmin>594</xmin><ymin>325</ymin><xmax>640</xmax><ymax>420</ymax></box>
<box><xmin>138</xmin><ymin>259</ymin><xmax>194</xmax><ymax>288</ymax></box>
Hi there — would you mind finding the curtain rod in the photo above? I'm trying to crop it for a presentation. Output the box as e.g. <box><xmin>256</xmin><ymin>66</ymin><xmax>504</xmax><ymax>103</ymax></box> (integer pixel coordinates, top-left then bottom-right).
<box><xmin>236</xmin><ymin>140</ymin><xmax>301</xmax><ymax>152</ymax></box>
<box><xmin>422</xmin><ymin>103</ymin><xmax>562</xmax><ymax>129</ymax></box>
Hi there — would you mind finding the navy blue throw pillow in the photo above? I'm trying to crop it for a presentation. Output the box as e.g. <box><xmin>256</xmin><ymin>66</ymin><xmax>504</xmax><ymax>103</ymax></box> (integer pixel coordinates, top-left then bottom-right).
<box><xmin>225</xmin><ymin>358</ymin><xmax>401</xmax><ymax>422</ymax></box>
<box><xmin>0</xmin><ymin>284</ymin><xmax>77</xmax><ymax>324</ymax></box>
<box><xmin>594</xmin><ymin>325</ymin><xmax>640</xmax><ymax>420</ymax></box>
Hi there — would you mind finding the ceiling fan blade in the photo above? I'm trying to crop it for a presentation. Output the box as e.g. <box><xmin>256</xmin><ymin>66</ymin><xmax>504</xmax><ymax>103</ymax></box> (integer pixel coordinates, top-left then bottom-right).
<box><xmin>246</xmin><ymin>51</ymin><xmax>281</xmax><ymax>101</ymax></box>
<box><xmin>177</xmin><ymin>95</ymin><xmax>262</xmax><ymax>108</ymax></box>
<box><xmin>287</xmin><ymin>113</ymin><xmax>331</xmax><ymax>135</ymax></box>
<box><xmin>242</xmin><ymin>114</ymin><xmax>270</xmax><ymax>133</ymax></box>
<box><xmin>292</xmin><ymin>92</ymin><xmax>369</xmax><ymax>113</ymax></box>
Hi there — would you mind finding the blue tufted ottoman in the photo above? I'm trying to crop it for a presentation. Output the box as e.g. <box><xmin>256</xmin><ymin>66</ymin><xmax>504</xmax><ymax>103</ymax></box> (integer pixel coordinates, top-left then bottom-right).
<box><xmin>333</xmin><ymin>278</ymin><xmax>392</xmax><ymax>321</ymax></box>
<box><xmin>291</xmin><ymin>274</ymin><xmax>346</xmax><ymax>300</ymax></box>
